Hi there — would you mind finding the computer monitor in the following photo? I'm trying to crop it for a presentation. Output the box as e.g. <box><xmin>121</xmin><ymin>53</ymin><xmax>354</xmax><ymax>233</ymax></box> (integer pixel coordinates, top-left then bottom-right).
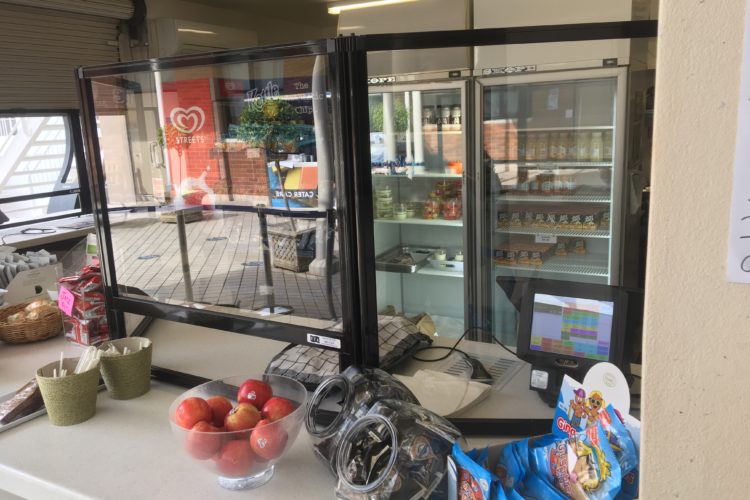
<box><xmin>516</xmin><ymin>279</ymin><xmax>628</xmax><ymax>406</ymax></box>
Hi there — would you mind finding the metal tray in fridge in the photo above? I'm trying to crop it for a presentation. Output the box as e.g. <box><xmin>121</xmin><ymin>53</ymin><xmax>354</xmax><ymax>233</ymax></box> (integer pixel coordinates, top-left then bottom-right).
<box><xmin>428</xmin><ymin>258</ymin><xmax>464</xmax><ymax>273</ymax></box>
<box><xmin>375</xmin><ymin>246</ymin><xmax>437</xmax><ymax>273</ymax></box>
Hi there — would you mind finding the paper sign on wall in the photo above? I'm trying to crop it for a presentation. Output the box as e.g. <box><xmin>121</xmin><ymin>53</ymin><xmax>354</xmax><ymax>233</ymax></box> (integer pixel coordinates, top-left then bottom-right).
<box><xmin>727</xmin><ymin>5</ymin><xmax>750</xmax><ymax>282</ymax></box>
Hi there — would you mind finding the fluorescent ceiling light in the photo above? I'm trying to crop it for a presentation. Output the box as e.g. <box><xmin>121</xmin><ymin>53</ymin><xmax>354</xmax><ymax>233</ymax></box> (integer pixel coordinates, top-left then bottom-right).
<box><xmin>328</xmin><ymin>0</ymin><xmax>417</xmax><ymax>15</ymax></box>
<box><xmin>177</xmin><ymin>28</ymin><xmax>216</xmax><ymax>35</ymax></box>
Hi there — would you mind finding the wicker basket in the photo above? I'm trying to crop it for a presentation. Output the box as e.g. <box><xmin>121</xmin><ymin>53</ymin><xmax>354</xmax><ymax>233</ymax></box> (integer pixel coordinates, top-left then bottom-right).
<box><xmin>268</xmin><ymin>225</ymin><xmax>316</xmax><ymax>273</ymax></box>
<box><xmin>0</xmin><ymin>302</ymin><xmax>63</xmax><ymax>344</ymax></box>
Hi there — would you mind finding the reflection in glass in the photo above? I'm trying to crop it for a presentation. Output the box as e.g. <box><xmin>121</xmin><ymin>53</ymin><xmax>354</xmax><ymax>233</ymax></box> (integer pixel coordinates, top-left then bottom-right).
<box><xmin>89</xmin><ymin>55</ymin><xmax>341</xmax><ymax>331</ymax></box>
<box><xmin>370</xmin><ymin>83</ymin><xmax>467</xmax><ymax>339</ymax></box>
<box><xmin>485</xmin><ymin>77</ymin><xmax>620</xmax><ymax>345</ymax></box>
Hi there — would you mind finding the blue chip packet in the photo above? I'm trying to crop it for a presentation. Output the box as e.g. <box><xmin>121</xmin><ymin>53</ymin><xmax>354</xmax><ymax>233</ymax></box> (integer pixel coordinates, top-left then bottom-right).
<box><xmin>495</xmin><ymin>434</ymin><xmax>558</xmax><ymax>498</ymax></box>
<box><xmin>522</xmin><ymin>470</ymin><xmax>568</xmax><ymax>500</ymax></box>
<box><xmin>616</xmin><ymin>467</ymin><xmax>639</xmax><ymax>499</ymax></box>
<box><xmin>530</xmin><ymin>421</ymin><xmax>622</xmax><ymax>499</ymax></box>
<box><xmin>453</xmin><ymin>442</ymin><xmax>495</xmax><ymax>500</ymax></box>
<box><xmin>599</xmin><ymin>405</ymin><xmax>639</xmax><ymax>477</ymax></box>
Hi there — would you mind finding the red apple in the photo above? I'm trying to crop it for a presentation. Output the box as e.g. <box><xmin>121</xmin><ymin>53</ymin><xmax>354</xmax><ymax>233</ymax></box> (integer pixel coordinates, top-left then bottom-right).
<box><xmin>175</xmin><ymin>397</ymin><xmax>212</xmax><ymax>429</ymax></box>
<box><xmin>224</xmin><ymin>402</ymin><xmax>261</xmax><ymax>432</ymax></box>
<box><xmin>249</xmin><ymin>419</ymin><xmax>288</xmax><ymax>461</ymax></box>
<box><xmin>185</xmin><ymin>420</ymin><xmax>224</xmax><ymax>460</ymax></box>
<box><xmin>214</xmin><ymin>440</ymin><xmax>255</xmax><ymax>477</ymax></box>
<box><xmin>206</xmin><ymin>396</ymin><xmax>234</xmax><ymax>427</ymax></box>
<box><xmin>237</xmin><ymin>379</ymin><xmax>273</xmax><ymax>410</ymax></box>
<box><xmin>261</xmin><ymin>396</ymin><xmax>295</xmax><ymax>421</ymax></box>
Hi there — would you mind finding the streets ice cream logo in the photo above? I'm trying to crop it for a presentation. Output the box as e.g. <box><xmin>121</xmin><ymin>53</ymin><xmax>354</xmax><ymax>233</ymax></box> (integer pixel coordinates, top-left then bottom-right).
<box><xmin>169</xmin><ymin>106</ymin><xmax>207</xmax><ymax>144</ymax></box>
<box><xmin>170</xmin><ymin>106</ymin><xmax>206</xmax><ymax>135</ymax></box>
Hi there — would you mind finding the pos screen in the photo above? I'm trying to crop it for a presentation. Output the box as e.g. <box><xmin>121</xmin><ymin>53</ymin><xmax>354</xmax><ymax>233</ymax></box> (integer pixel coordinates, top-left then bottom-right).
<box><xmin>529</xmin><ymin>293</ymin><xmax>614</xmax><ymax>361</ymax></box>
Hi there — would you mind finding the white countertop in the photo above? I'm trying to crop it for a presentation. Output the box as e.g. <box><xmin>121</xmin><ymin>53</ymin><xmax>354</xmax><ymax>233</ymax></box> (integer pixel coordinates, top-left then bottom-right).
<box><xmin>0</xmin><ymin>320</ymin><xmax>551</xmax><ymax>499</ymax></box>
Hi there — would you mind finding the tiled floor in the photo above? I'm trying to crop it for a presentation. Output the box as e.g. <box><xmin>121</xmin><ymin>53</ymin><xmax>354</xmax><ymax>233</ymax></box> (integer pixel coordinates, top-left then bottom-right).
<box><xmin>110</xmin><ymin>209</ymin><xmax>342</xmax><ymax>322</ymax></box>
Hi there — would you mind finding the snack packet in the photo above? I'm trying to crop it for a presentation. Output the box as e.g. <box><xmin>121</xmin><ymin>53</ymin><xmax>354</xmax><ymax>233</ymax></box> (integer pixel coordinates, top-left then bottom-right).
<box><xmin>553</xmin><ymin>375</ymin><xmax>601</xmax><ymax>438</ymax></box>
<box><xmin>529</xmin><ymin>421</ymin><xmax>622</xmax><ymax>499</ymax></box>
<box><xmin>617</xmin><ymin>414</ymin><xmax>641</xmax><ymax>499</ymax></box>
<box><xmin>495</xmin><ymin>434</ymin><xmax>557</xmax><ymax>499</ymax></box>
<box><xmin>453</xmin><ymin>442</ymin><xmax>507</xmax><ymax>500</ymax></box>
<box><xmin>598</xmin><ymin>405</ymin><xmax>638</xmax><ymax>478</ymax></box>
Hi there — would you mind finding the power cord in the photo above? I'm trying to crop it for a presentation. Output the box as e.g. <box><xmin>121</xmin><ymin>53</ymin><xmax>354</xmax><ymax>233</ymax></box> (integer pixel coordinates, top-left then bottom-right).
<box><xmin>411</xmin><ymin>327</ymin><xmax>473</xmax><ymax>363</ymax></box>
<box><xmin>491</xmin><ymin>335</ymin><xmax>518</xmax><ymax>358</ymax></box>
<box><xmin>411</xmin><ymin>327</ymin><xmax>520</xmax><ymax>383</ymax></box>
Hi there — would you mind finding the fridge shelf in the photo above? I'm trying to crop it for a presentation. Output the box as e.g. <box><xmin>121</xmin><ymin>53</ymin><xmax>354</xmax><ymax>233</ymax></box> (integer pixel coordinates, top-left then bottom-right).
<box><xmin>422</xmin><ymin>129</ymin><xmax>463</xmax><ymax>135</ymax></box>
<box><xmin>371</xmin><ymin>171</ymin><xmax>462</xmax><ymax>179</ymax></box>
<box><xmin>492</xmin><ymin>161</ymin><xmax>612</xmax><ymax>168</ymax></box>
<box><xmin>496</xmin><ymin>192</ymin><xmax>611</xmax><ymax>204</ymax></box>
<box><xmin>509</xmin><ymin>125</ymin><xmax>614</xmax><ymax>132</ymax></box>
<box><xmin>495</xmin><ymin>254</ymin><xmax>609</xmax><ymax>278</ymax></box>
<box><xmin>375</xmin><ymin>217</ymin><xmax>462</xmax><ymax>227</ymax></box>
<box><xmin>413</xmin><ymin>172</ymin><xmax>462</xmax><ymax>178</ymax></box>
<box><xmin>495</xmin><ymin>227</ymin><xmax>610</xmax><ymax>239</ymax></box>
<box><xmin>417</xmin><ymin>267</ymin><xmax>464</xmax><ymax>278</ymax></box>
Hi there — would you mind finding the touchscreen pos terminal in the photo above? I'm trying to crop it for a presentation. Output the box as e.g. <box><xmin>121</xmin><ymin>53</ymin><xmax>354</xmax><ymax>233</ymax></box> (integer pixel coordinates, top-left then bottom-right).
<box><xmin>515</xmin><ymin>280</ymin><xmax>628</xmax><ymax>407</ymax></box>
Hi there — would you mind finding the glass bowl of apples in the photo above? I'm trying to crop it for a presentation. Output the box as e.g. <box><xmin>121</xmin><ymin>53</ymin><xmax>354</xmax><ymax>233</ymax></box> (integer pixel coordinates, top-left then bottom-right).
<box><xmin>168</xmin><ymin>374</ymin><xmax>308</xmax><ymax>490</ymax></box>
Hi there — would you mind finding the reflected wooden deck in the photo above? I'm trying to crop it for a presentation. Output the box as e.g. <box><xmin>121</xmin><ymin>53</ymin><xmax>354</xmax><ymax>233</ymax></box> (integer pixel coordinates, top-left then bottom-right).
<box><xmin>110</xmin><ymin>210</ymin><xmax>342</xmax><ymax>322</ymax></box>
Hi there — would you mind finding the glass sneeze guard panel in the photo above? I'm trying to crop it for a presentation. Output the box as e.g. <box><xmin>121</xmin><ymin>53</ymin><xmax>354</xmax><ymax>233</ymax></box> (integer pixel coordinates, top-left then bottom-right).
<box><xmin>87</xmin><ymin>54</ymin><xmax>343</xmax><ymax>333</ymax></box>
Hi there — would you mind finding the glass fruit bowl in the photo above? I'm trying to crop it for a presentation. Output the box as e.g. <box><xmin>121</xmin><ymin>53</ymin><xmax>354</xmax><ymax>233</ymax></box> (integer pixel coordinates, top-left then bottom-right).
<box><xmin>168</xmin><ymin>374</ymin><xmax>308</xmax><ymax>490</ymax></box>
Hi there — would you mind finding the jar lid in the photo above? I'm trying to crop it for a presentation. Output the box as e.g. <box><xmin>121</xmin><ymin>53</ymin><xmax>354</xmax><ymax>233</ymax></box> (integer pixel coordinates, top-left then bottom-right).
<box><xmin>306</xmin><ymin>374</ymin><xmax>353</xmax><ymax>437</ymax></box>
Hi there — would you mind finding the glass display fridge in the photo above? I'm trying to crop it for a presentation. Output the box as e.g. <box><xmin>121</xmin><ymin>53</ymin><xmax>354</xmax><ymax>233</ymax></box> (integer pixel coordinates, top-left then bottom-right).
<box><xmin>366</xmin><ymin>65</ymin><xmax>628</xmax><ymax>345</ymax></box>
<box><xmin>369</xmin><ymin>80</ymin><xmax>469</xmax><ymax>338</ymax></box>
<box><xmin>478</xmin><ymin>68</ymin><xmax>627</xmax><ymax>345</ymax></box>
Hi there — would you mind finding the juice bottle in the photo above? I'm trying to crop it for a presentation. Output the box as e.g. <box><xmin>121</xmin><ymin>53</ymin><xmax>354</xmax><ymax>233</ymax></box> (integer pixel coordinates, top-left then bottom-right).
<box><xmin>517</xmin><ymin>132</ymin><xmax>526</xmax><ymax>160</ymax></box>
<box><xmin>603</xmin><ymin>130</ymin><xmax>614</xmax><ymax>161</ymax></box>
<box><xmin>550</xmin><ymin>132</ymin><xmax>560</xmax><ymax>160</ymax></box>
<box><xmin>563</xmin><ymin>132</ymin><xmax>574</xmax><ymax>160</ymax></box>
<box><xmin>526</xmin><ymin>133</ymin><xmax>537</xmax><ymax>161</ymax></box>
<box><xmin>537</xmin><ymin>133</ymin><xmax>549</xmax><ymax>161</ymax></box>
<box><xmin>576</xmin><ymin>132</ymin><xmax>591</xmax><ymax>162</ymax></box>
<box><xmin>590</xmin><ymin>132</ymin><xmax>604</xmax><ymax>162</ymax></box>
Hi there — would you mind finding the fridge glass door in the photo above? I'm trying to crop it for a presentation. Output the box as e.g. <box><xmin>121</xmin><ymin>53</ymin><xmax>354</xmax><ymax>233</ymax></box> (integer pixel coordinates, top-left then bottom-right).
<box><xmin>370</xmin><ymin>83</ymin><xmax>467</xmax><ymax>339</ymax></box>
<box><xmin>482</xmin><ymin>74</ymin><xmax>619</xmax><ymax>346</ymax></box>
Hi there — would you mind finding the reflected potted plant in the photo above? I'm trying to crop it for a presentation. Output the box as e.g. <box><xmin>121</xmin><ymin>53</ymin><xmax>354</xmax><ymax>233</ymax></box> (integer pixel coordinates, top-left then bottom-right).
<box><xmin>237</xmin><ymin>98</ymin><xmax>316</xmax><ymax>272</ymax></box>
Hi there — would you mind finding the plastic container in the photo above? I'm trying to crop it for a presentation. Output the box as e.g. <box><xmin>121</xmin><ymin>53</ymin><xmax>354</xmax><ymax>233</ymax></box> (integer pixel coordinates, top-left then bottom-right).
<box><xmin>305</xmin><ymin>366</ymin><xmax>418</xmax><ymax>476</ymax></box>
<box><xmin>441</xmin><ymin>199</ymin><xmax>462</xmax><ymax>220</ymax></box>
<box><xmin>334</xmin><ymin>399</ymin><xmax>462</xmax><ymax>499</ymax></box>
<box><xmin>422</xmin><ymin>199</ymin><xmax>441</xmax><ymax>219</ymax></box>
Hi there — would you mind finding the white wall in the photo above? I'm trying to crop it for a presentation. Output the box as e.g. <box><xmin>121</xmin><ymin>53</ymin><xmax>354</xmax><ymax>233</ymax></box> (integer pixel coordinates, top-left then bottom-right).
<box><xmin>473</xmin><ymin>0</ymin><xmax>634</xmax><ymax>70</ymax></box>
<box><xmin>146</xmin><ymin>0</ymin><xmax>336</xmax><ymax>56</ymax></box>
<box><xmin>640</xmin><ymin>0</ymin><xmax>750</xmax><ymax>497</ymax></box>
<box><xmin>473</xmin><ymin>0</ymin><xmax>632</xmax><ymax>28</ymax></box>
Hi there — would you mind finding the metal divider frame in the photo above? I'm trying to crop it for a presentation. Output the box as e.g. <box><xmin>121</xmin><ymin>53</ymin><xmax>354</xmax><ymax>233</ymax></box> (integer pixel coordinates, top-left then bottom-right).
<box><xmin>74</xmin><ymin>40</ymin><xmax>370</xmax><ymax>387</ymax></box>
<box><xmin>351</xmin><ymin>20</ymin><xmax>657</xmax><ymax>436</ymax></box>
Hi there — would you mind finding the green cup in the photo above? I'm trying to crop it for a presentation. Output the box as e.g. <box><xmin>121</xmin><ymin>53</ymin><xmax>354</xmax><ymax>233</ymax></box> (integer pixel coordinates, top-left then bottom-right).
<box><xmin>36</xmin><ymin>358</ymin><xmax>99</xmax><ymax>426</ymax></box>
<box><xmin>98</xmin><ymin>337</ymin><xmax>153</xmax><ymax>400</ymax></box>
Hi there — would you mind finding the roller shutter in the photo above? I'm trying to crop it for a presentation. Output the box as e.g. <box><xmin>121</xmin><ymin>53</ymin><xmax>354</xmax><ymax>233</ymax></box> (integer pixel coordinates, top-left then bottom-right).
<box><xmin>0</xmin><ymin>1</ymin><xmax>133</xmax><ymax>109</ymax></box>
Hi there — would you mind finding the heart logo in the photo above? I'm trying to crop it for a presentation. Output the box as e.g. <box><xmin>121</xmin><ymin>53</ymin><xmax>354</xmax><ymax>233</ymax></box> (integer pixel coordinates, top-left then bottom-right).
<box><xmin>170</xmin><ymin>106</ymin><xmax>205</xmax><ymax>135</ymax></box>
